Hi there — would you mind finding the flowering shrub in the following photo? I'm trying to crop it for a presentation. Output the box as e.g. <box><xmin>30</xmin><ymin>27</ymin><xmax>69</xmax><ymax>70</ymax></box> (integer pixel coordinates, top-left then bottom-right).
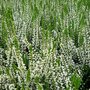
<box><xmin>0</xmin><ymin>0</ymin><xmax>90</xmax><ymax>90</ymax></box>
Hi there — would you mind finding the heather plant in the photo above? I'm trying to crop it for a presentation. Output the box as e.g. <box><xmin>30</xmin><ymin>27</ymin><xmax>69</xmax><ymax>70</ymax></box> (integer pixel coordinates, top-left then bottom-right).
<box><xmin>0</xmin><ymin>0</ymin><xmax>90</xmax><ymax>90</ymax></box>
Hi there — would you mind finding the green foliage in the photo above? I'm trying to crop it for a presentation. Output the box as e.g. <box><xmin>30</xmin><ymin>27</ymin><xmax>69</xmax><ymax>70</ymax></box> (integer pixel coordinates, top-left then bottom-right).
<box><xmin>79</xmin><ymin>65</ymin><xmax>90</xmax><ymax>90</ymax></box>
<box><xmin>37</xmin><ymin>83</ymin><xmax>43</xmax><ymax>90</ymax></box>
<box><xmin>26</xmin><ymin>69</ymin><xmax>30</xmax><ymax>82</ymax></box>
<box><xmin>22</xmin><ymin>53</ymin><xmax>29</xmax><ymax>70</ymax></box>
<box><xmin>71</xmin><ymin>72</ymin><xmax>82</xmax><ymax>90</ymax></box>
<box><xmin>13</xmin><ymin>37</ymin><xmax>20</xmax><ymax>50</ymax></box>
<box><xmin>32</xmin><ymin>4</ymin><xmax>39</xmax><ymax>21</ymax></box>
<box><xmin>78</xmin><ymin>34</ymin><xmax>84</xmax><ymax>47</ymax></box>
<box><xmin>63</xmin><ymin>3</ymin><xmax>69</xmax><ymax>15</ymax></box>
<box><xmin>0</xmin><ymin>0</ymin><xmax>90</xmax><ymax>90</ymax></box>
<box><xmin>79</xmin><ymin>13</ymin><xmax>86</xmax><ymax>28</ymax></box>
